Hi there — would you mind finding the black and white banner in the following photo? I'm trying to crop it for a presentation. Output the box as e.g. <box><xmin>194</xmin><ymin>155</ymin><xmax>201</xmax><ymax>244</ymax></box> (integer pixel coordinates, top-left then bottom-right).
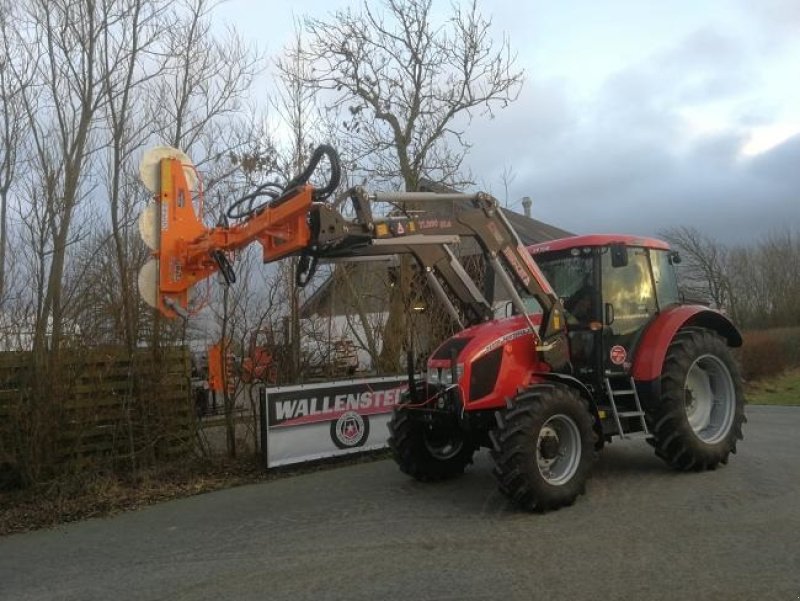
<box><xmin>260</xmin><ymin>376</ymin><xmax>412</xmax><ymax>468</ymax></box>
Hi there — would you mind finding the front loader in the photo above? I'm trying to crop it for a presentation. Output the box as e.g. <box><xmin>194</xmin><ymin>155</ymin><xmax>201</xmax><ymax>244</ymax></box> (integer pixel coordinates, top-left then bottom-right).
<box><xmin>137</xmin><ymin>144</ymin><xmax>745</xmax><ymax>512</ymax></box>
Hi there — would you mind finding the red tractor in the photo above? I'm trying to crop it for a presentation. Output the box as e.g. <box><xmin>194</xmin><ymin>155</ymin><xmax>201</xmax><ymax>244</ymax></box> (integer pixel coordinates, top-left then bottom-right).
<box><xmin>391</xmin><ymin>234</ymin><xmax>744</xmax><ymax>510</ymax></box>
<box><xmin>138</xmin><ymin>144</ymin><xmax>745</xmax><ymax>512</ymax></box>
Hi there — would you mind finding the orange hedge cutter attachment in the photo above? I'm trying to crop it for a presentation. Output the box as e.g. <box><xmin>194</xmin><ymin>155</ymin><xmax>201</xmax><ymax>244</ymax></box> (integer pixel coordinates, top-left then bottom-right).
<box><xmin>136</xmin><ymin>146</ymin><xmax>336</xmax><ymax>318</ymax></box>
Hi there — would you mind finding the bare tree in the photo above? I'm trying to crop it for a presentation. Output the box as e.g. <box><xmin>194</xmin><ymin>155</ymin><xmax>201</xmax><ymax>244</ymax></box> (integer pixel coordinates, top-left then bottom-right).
<box><xmin>0</xmin><ymin>7</ymin><xmax>30</xmax><ymax>302</ymax></box>
<box><xmin>274</xmin><ymin>25</ymin><xmax>323</xmax><ymax>381</ymax></box>
<box><xmin>303</xmin><ymin>0</ymin><xmax>523</xmax><ymax>191</ymax></box>
<box><xmin>661</xmin><ymin>226</ymin><xmax>734</xmax><ymax>315</ymax></box>
<box><xmin>144</xmin><ymin>0</ymin><xmax>262</xmax><ymax>358</ymax></box>
<box><xmin>753</xmin><ymin>230</ymin><xmax>800</xmax><ymax>328</ymax></box>
<box><xmin>9</xmin><ymin>0</ymin><xmax>124</xmax><ymax>361</ymax></box>
<box><xmin>663</xmin><ymin>226</ymin><xmax>800</xmax><ymax>329</ymax></box>
<box><xmin>155</xmin><ymin>0</ymin><xmax>261</xmax><ymax>159</ymax></box>
<box><xmin>301</xmin><ymin>0</ymin><xmax>522</xmax><ymax>371</ymax></box>
<box><xmin>499</xmin><ymin>164</ymin><xmax>516</xmax><ymax>209</ymax></box>
<box><xmin>202</xmin><ymin>245</ymin><xmax>284</xmax><ymax>458</ymax></box>
<box><xmin>101</xmin><ymin>0</ymin><xmax>169</xmax><ymax>351</ymax></box>
<box><xmin>6</xmin><ymin>0</ymin><xmax>117</xmax><ymax>481</ymax></box>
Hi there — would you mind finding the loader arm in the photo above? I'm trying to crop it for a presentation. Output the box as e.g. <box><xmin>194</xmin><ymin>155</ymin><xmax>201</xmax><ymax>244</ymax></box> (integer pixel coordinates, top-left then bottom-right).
<box><xmin>305</xmin><ymin>187</ymin><xmax>566</xmax><ymax>345</ymax></box>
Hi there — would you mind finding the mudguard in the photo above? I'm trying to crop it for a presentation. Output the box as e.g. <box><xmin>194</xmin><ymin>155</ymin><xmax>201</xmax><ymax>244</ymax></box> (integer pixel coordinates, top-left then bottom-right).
<box><xmin>631</xmin><ymin>305</ymin><xmax>742</xmax><ymax>382</ymax></box>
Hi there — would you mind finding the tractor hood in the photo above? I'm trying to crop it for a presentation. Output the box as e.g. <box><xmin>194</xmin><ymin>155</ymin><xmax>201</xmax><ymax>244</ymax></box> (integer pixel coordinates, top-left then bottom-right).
<box><xmin>427</xmin><ymin>314</ymin><xmax>545</xmax><ymax>409</ymax></box>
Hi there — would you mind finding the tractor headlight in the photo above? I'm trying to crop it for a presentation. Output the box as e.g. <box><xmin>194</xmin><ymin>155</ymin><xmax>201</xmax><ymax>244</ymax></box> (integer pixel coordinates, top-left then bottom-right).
<box><xmin>441</xmin><ymin>363</ymin><xmax>464</xmax><ymax>386</ymax></box>
<box><xmin>427</xmin><ymin>364</ymin><xmax>464</xmax><ymax>386</ymax></box>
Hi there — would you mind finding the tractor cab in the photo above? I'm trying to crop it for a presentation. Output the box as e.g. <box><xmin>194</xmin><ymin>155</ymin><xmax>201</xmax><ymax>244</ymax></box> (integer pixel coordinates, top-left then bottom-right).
<box><xmin>529</xmin><ymin>235</ymin><xmax>681</xmax><ymax>389</ymax></box>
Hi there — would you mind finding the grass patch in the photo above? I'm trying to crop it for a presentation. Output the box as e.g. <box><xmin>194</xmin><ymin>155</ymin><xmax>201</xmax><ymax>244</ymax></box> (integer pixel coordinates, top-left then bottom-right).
<box><xmin>746</xmin><ymin>368</ymin><xmax>800</xmax><ymax>406</ymax></box>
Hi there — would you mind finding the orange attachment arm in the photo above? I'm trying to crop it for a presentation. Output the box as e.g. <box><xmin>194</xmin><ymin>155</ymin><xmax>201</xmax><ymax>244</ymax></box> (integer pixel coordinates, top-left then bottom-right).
<box><xmin>152</xmin><ymin>157</ymin><xmax>312</xmax><ymax>316</ymax></box>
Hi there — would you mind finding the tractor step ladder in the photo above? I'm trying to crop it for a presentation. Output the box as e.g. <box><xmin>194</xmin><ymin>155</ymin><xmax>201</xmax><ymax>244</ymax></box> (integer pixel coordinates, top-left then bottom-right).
<box><xmin>604</xmin><ymin>376</ymin><xmax>651</xmax><ymax>440</ymax></box>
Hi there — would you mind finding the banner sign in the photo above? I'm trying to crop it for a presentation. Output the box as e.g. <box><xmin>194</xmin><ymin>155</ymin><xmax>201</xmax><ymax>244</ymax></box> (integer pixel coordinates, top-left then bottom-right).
<box><xmin>260</xmin><ymin>375</ymin><xmax>412</xmax><ymax>468</ymax></box>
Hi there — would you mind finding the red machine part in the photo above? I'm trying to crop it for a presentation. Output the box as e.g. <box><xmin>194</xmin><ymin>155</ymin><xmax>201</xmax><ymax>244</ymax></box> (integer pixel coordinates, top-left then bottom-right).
<box><xmin>427</xmin><ymin>314</ymin><xmax>548</xmax><ymax>411</ymax></box>
<box><xmin>528</xmin><ymin>233</ymin><xmax>671</xmax><ymax>255</ymax></box>
<box><xmin>631</xmin><ymin>304</ymin><xmax>742</xmax><ymax>381</ymax></box>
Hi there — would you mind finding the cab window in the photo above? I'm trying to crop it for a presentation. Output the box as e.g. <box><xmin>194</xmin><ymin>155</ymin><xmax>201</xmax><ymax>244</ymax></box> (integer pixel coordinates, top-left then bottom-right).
<box><xmin>537</xmin><ymin>251</ymin><xmax>597</xmax><ymax>324</ymax></box>
<box><xmin>650</xmin><ymin>249</ymin><xmax>680</xmax><ymax>309</ymax></box>
<box><xmin>601</xmin><ymin>247</ymin><xmax>656</xmax><ymax>336</ymax></box>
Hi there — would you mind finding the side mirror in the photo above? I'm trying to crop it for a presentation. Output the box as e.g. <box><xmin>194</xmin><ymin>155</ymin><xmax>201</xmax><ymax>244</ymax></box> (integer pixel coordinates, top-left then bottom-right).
<box><xmin>605</xmin><ymin>302</ymin><xmax>615</xmax><ymax>326</ymax></box>
<box><xmin>610</xmin><ymin>243</ymin><xmax>628</xmax><ymax>268</ymax></box>
<box><xmin>670</xmin><ymin>251</ymin><xmax>682</xmax><ymax>265</ymax></box>
<box><xmin>504</xmin><ymin>301</ymin><xmax>513</xmax><ymax>318</ymax></box>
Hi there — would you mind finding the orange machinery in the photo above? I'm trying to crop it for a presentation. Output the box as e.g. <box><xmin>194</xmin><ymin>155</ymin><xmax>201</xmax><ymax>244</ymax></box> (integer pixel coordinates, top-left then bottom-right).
<box><xmin>136</xmin><ymin>145</ymin><xmax>339</xmax><ymax>318</ymax></box>
<box><xmin>207</xmin><ymin>341</ymin><xmax>235</xmax><ymax>394</ymax></box>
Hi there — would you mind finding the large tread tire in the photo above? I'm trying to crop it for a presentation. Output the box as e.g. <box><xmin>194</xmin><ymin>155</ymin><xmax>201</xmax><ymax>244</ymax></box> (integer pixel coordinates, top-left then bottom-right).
<box><xmin>490</xmin><ymin>384</ymin><xmax>597</xmax><ymax>512</ymax></box>
<box><xmin>388</xmin><ymin>409</ymin><xmax>475</xmax><ymax>482</ymax></box>
<box><xmin>645</xmin><ymin>327</ymin><xmax>745</xmax><ymax>471</ymax></box>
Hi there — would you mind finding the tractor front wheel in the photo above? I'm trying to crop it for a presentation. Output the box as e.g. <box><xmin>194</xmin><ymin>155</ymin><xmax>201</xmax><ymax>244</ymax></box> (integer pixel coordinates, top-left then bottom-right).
<box><xmin>646</xmin><ymin>328</ymin><xmax>745</xmax><ymax>470</ymax></box>
<box><xmin>491</xmin><ymin>384</ymin><xmax>597</xmax><ymax>512</ymax></box>
<box><xmin>388</xmin><ymin>410</ymin><xmax>475</xmax><ymax>482</ymax></box>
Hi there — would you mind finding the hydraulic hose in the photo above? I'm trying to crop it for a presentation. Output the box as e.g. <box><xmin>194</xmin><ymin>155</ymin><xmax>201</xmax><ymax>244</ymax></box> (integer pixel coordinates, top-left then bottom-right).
<box><xmin>226</xmin><ymin>144</ymin><xmax>342</xmax><ymax>221</ymax></box>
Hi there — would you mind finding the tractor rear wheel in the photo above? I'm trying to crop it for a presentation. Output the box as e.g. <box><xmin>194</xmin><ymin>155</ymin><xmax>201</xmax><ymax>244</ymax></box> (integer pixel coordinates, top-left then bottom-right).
<box><xmin>388</xmin><ymin>409</ymin><xmax>475</xmax><ymax>482</ymax></box>
<box><xmin>646</xmin><ymin>328</ymin><xmax>745</xmax><ymax>470</ymax></box>
<box><xmin>491</xmin><ymin>384</ymin><xmax>597</xmax><ymax>512</ymax></box>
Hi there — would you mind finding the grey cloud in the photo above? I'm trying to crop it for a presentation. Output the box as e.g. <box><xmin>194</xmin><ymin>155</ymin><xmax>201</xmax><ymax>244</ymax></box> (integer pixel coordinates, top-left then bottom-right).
<box><xmin>463</xmin><ymin>80</ymin><xmax>575</xmax><ymax>177</ymax></box>
<box><xmin>597</xmin><ymin>29</ymin><xmax>753</xmax><ymax>115</ymax></box>
<box><xmin>520</xmin><ymin>132</ymin><xmax>798</xmax><ymax>245</ymax></box>
<box><xmin>736</xmin><ymin>0</ymin><xmax>800</xmax><ymax>39</ymax></box>
<box><xmin>463</xmin><ymin>26</ymin><xmax>797</xmax><ymax>246</ymax></box>
<box><xmin>750</xmin><ymin>134</ymin><xmax>800</xmax><ymax>180</ymax></box>
<box><xmin>733</xmin><ymin>101</ymin><xmax>781</xmax><ymax>127</ymax></box>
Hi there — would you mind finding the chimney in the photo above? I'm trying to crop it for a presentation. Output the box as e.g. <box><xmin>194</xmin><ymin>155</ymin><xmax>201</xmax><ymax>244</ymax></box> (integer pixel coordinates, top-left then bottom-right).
<box><xmin>521</xmin><ymin>196</ymin><xmax>532</xmax><ymax>218</ymax></box>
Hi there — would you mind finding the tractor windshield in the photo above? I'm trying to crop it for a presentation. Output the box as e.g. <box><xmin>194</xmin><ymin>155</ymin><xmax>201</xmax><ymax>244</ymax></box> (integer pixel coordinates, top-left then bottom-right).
<box><xmin>536</xmin><ymin>252</ymin><xmax>592</xmax><ymax>298</ymax></box>
<box><xmin>535</xmin><ymin>251</ymin><xmax>596</xmax><ymax>324</ymax></box>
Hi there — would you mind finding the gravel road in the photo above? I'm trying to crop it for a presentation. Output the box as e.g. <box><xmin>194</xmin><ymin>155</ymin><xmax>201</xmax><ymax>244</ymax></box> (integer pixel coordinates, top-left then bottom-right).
<box><xmin>1</xmin><ymin>405</ymin><xmax>798</xmax><ymax>601</ymax></box>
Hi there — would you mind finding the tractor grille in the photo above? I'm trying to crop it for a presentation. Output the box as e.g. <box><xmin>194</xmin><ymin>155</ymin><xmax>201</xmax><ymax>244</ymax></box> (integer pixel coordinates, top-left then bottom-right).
<box><xmin>469</xmin><ymin>347</ymin><xmax>503</xmax><ymax>401</ymax></box>
<box><xmin>432</xmin><ymin>337</ymin><xmax>471</xmax><ymax>360</ymax></box>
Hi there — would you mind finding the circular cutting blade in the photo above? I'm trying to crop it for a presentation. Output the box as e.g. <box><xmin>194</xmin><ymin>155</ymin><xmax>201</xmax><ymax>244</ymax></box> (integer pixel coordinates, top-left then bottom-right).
<box><xmin>139</xmin><ymin>145</ymin><xmax>198</xmax><ymax>194</ymax></box>
<box><xmin>138</xmin><ymin>202</ymin><xmax>160</xmax><ymax>251</ymax></box>
<box><xmin>138</xmin><ymin>258</ymin><xmax>160</xmax><ymax>309</ymax></box>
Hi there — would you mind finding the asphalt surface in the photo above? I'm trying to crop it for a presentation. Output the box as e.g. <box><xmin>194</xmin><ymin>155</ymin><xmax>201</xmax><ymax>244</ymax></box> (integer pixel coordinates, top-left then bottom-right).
<box><xmin>1</xmin><ymin>405</ymin><xmax>799</xmax><ymax>601</ymax></box>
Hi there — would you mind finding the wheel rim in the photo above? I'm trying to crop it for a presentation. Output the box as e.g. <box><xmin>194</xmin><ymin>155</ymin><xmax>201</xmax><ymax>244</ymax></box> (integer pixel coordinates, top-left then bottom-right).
<box><xmin>424</xmin><ymin>428</ymin><xmax>463</xmax><ymax>460</ymax></box>
<box><xmin>536</xmin><ymin>414</ymin><xmax>581</xmax><ymax>485</ymax></box>
<box><xmin>684</xmin><ymin>354</ymin><xmax>735</xmax><ymax>444</ymax></box>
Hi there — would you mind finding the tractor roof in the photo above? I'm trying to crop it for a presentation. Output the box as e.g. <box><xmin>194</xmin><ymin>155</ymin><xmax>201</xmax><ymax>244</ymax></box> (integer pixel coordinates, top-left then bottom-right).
<box><xmin>527</xmin><ymin>234</ymin><xmax>670</xmax><ymax>255</ymax></box>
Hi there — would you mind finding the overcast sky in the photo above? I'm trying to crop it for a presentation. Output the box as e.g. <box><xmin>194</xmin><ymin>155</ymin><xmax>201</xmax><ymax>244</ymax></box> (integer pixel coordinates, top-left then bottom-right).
<box><xmin>216</xmin><ymin>0</ymin><xmax>799</xmax><ymax>244</ymax></box>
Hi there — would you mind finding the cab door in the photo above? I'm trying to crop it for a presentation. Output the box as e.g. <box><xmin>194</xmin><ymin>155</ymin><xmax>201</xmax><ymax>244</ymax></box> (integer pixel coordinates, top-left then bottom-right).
<box><xmin>600</xmin><ymin>246</ymin><xmax>657</xmax><ymax>375</ymax></box>
<box><xmin>537</xmin><ymin>250</ymin><xmax>604</xmax><ymax>381</ymax></box>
